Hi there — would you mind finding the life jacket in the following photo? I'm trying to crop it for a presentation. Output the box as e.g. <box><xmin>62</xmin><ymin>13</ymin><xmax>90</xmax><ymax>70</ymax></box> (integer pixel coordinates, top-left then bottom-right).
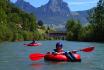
<box><xmin>54</xmin><ymin>49</ymin><xmax>64</xmax><ymax>52</ymax></box>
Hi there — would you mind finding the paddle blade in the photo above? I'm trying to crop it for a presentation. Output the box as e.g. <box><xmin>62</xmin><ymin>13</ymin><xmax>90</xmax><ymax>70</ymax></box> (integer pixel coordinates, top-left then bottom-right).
<box><xmin>29</xmin><ymin>53</ymin><xmax>45</xmax><ymax>61</ymax></box>
<box><xmin>80</xmin><ymin>46</ymin><xmax>95</xmax><ymax>52</ymax></box>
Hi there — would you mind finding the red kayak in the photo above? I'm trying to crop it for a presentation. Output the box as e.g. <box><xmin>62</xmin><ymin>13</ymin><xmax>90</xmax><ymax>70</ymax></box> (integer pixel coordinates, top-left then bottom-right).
<box><xmin>24</xmin><ymin>43</ymin><xmax>41</xmax><ymax>46</ymax></box>
<box><xmin>29</xmin><ymin>46</ymin><xmax>94</xmax><ymax>62</ymax></box>
<box><xmin>44</xmin><ymin>53</ymin><xmax>81</xmax><ymax>62</ymax></box>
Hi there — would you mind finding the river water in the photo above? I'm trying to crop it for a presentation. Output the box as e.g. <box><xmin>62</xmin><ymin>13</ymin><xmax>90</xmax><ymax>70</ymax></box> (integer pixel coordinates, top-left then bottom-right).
<box><xmin>0</xmin><ymin>40</ymin><xmax>104</xmax><ymax>70</ymax></box>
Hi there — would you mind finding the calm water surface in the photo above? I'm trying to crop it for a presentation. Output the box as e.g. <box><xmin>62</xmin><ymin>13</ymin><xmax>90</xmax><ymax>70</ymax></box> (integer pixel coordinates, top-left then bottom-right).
<box><xmin>0</xmin><ymin>40</ymin><xmax>104</xmax><ymax>70</ymax></box>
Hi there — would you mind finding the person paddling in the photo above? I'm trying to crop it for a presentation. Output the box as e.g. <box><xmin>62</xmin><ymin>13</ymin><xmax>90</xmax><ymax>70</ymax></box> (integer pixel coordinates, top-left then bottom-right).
<box><xmin>30</xmin><ymin>39</ymin><xmax>36</xmax><ymax>44</ymax></box>
<box><xmin>53</xmin><ymin>42</ymin><xmax>77</xmax><ymax>62</ymax></box>
<box><xmin>53</xmin><ymin>42</ymin><xmax>64</xmax><ymax>53</ymax></box>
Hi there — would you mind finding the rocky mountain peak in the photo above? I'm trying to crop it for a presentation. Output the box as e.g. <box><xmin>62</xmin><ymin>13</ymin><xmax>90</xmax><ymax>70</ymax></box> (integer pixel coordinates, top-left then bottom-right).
<box><xmin>48</xmin><ymin>0</ymin><xmax>63</xmax><ymax>5</ymax></box>
<box><xmin>37</xmin><ymin>0</ymin><xmax>71</xmax><ymax>17</ymax></box>
<box><xmin>47</xmin><ymin>0</ymin><xmax>69</xmax><ymax>12</ymax></box>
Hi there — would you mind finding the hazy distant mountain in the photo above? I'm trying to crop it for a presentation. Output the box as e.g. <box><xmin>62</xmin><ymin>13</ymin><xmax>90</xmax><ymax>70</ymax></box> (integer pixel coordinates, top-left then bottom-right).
<box><xmin>15</xmin><ymin>0</ymin><xmax>88</xmax><ymax>25</ymax></box>
<box><xmin>15</xmin><ymin>0</ymin><xmax>36</xmax><ymax>13</ymax></box>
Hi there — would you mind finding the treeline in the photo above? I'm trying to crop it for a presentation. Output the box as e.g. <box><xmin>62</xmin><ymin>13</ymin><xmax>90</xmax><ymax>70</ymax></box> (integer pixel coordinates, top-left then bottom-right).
<box><xmin>0</xmin><ymin>0</ymin><xmax>50</xmax><ymax>42</ymax></box>
<box><xmin>66</xmin><ymin>0</ymin><xmax>104</xmax><ymax>42</ymax></box>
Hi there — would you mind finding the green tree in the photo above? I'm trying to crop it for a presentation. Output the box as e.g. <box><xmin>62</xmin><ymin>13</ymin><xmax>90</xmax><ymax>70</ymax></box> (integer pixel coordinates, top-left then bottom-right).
<box><xmin>78</xmin><ymin>24</ymin><xmax>94</xmax><ymax>41</ymax></box>
<box><xmin>65</xmin><ymin>19</ymin><xmax>82</xmax><ymax>40</ymax></box>
<box><xmin>29</xmin><ymin>14</ymin><xmax>37</xmax><ymax>32</ymax></box>
<box><xmin>37</xmin><ymin>20</ymin><xmax>44</xmax><ymax>26</ymax></box>
<box><xmin>0</xmin><ymin>0</ymin><xmax>45</xmax><ymax>42</ymax></box>
<box><xmin>89</xmin><ymin>0</ymin><xmax>104</xmax><ymax>42</ymax></box>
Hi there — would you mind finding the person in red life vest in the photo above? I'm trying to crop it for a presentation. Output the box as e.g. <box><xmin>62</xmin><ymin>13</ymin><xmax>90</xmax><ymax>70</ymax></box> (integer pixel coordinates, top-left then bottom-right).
<box><xmin>52</xmin><ymin>42</ymin><xmax>77</xmax><ymax>62</ymax></box>
<box><xmin>52</xmin><ymin>42</ymin><xmax>64</xmax><ymax>55</ymax></box>
<box><xmin>30</xmin><ymin>39</ymin><xmax>36</xmax><ymax>44</ymax></box>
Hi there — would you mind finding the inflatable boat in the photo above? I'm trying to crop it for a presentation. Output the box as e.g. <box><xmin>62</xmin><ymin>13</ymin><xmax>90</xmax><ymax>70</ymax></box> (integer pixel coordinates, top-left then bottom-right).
<box><xmin>44</xmin><ymin>53</ymin><xmax>81</xmax><ymax>62</ymax></box>
<box><xmin>24</xmin><ymin>43</ymin><xmax>41</xmax><ymax>46</ymax></box>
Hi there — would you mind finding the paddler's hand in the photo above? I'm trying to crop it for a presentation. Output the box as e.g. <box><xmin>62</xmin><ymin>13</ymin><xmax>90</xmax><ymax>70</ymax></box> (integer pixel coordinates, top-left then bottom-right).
<box><xmin>52</xmin><ymin>52</ymin><xmax>57</xmax><ymax>55</ymax></box>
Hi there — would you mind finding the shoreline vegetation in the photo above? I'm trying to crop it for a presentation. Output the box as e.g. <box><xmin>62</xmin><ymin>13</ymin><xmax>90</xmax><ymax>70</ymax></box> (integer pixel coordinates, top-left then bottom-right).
<box><xmin>0</xmin><ymin>0</ymin><xmax>104</xmax><ymax>42</ymax></box>
<box><xmin>66</xmin><ymin>0</ymin><xmax>104</xmax><ymax>42</ymax></box>
<box><xmin>0</xmin><ymin>0</ymin><xmax>55</xmax><ymax>42</ymax></box>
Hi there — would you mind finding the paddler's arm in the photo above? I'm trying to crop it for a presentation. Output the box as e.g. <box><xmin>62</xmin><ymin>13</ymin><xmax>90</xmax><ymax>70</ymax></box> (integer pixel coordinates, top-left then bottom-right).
<box><xmin>67</xmin><ymin>50</ymin><xmax>77</xmax><ymax>54</ymax></box>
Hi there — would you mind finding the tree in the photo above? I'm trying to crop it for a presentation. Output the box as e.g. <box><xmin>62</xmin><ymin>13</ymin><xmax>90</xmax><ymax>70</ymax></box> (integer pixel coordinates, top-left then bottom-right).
<box><xmin>0</xmin><ymin>0</ymin><xmax>45</xmax><ymax>42</ymax></box>
<box><xmin>65</xmin><ymin>19</ymin><xmax>82</xmax><ymax>40</ymax></box>
<box><xmin>37</xmin><ymin>20</ymin><xmax>44</xmax><ymax>26</ymax></box>
<box><xmin>78</xmin><ymin>24</ymin><xmax>94</xmax><ymax>41</ymax></box>
<box><xmin>89</xmin><ymin>0</ymin><xmax>104</xmax><ymax>42</ymax></box>
<box><xmin>29</xmin><ymin>14</ymin><xmax>37</xmax><ymax>32</ymax></box>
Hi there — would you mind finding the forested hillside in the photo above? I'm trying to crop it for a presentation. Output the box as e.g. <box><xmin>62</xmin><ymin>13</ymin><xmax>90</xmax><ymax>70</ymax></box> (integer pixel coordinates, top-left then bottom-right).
<box><xmin>0</xmin><ymin>0</ymin><xmax>46</xmax><ymax>41</ymax></box>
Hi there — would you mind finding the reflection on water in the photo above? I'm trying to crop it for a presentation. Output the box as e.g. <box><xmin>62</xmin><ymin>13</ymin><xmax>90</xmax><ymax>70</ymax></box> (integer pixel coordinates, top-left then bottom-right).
<box><xmin>44</xmin><ymin>60</ymin><xmax>68</xmax><ymax>64</ymax></box>
<box><xmin>30</xmin><ymin>61</ymin><xmax>68</xmax><ymax>70</ymax></box>
<box><xmin>30</xmin><ymin>63</ymin><xmax>44</xmax><ymax>70</ymax></box>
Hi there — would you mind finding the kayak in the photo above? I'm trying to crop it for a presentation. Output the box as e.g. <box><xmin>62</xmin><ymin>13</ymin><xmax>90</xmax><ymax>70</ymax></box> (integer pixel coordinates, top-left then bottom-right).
<box><xmin>24</xmin><ymin>43</ymin><xmax>41</xmax><ymax>46</ymax></box>
<box><xmin>29</xmin><ymin>46</ymin><xmax>94</xmax><ymax>61</ymax></box>
<box><xmin>44</xmin><ymin>53</ymin><xmax>81</xmax><ymax>62</ymax></box>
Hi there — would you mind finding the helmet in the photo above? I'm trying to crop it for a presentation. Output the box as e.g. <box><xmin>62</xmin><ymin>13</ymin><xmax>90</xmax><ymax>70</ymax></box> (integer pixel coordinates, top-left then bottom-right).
<box><xmin>56</xmin><ymin>42</ymin><xmax>63</xmax><ymax>48</ymax></box>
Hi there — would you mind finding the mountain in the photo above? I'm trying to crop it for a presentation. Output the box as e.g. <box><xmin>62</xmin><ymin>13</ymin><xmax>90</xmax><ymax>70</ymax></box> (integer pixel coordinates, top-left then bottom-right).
<box><xmin>71</xmin><ymin>10</ymin><xmax>89</xmax><ymax>24</ymax></box>
<box><xmin>14</xmin><ymin>0</ymin><xmax>88</xmax><ymax>25</ymax></box>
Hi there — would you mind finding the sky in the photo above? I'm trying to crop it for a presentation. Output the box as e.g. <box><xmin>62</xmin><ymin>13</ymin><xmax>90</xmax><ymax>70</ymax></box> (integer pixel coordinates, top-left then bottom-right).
<box><xmin>11</xmin><ymin>0</ymin><xmax>99</xmax><ymax>11</ymax></box>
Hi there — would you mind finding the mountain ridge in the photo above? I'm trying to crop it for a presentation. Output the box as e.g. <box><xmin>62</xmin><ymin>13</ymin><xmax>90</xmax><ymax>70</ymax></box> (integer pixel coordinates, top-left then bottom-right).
<box><xmin>14</xmin><ymin>0</ymin><xmax>88</xmax><ymax>25</ymax></box>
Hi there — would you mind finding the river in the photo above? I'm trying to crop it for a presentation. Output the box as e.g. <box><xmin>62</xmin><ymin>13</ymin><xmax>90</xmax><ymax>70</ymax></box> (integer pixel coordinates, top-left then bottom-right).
<box><xmin>0</xmin><ymin>40</ymin><xmax>104</xmax><ymax>70</ymax></box>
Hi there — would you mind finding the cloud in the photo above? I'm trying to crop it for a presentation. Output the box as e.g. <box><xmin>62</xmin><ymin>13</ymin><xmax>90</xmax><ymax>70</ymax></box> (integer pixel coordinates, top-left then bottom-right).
<box><xmin>69</xmin><ymin>1</ymin><xmax>98</xmax><ymax>5</ymax></box>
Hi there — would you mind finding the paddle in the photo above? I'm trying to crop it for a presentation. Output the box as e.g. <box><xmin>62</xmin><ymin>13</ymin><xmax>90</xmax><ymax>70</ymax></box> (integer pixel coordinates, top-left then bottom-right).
<box><xmin>79</xmin><ymin>46</ymin><xmax>95</xmax><ymax>52</ymax></box>
<box><xmin>29</xmin><ymin>46</ymin><xmax>95</xmax><ymax>61</ymax></box>
<box><xmin>29</xmin><ymin>53</ymin><xmax>45</xmax><ymax>61</ymax></box>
